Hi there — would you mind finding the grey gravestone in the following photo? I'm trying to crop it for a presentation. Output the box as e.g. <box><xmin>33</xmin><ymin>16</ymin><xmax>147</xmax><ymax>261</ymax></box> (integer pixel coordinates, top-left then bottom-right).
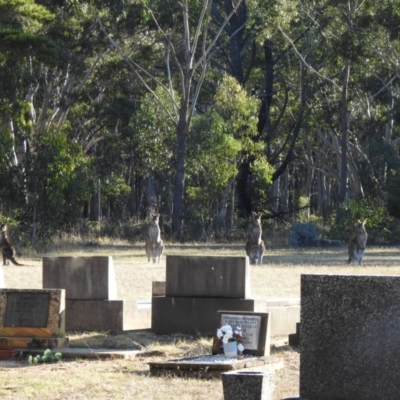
<box><xmin>165</xmin><ymin>255</ymin><xmax>251</xmax><ymax>299</ymax></box>
<box><xmin>222</xmin><ymin>370</ymin><xmax>275</xmax><ymax>400</ymax></box>
<box><xmin>301</xmin><ymin>274</ymin><xmax>400</xmax><ymax>400</ymax></box>
<box><xmin>214</xmin><ymin>311</ymin><xmax>270</xmax><ymax>357</ymax></box>
<box><xmin>43</xmin><ymin>256</ymin><xmax>117</xmax><ymax>300</ymax></box>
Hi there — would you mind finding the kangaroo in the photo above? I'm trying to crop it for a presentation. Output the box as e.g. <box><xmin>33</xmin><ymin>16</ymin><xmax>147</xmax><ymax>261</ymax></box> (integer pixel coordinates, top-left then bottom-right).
<box><xmin>348</xmin><ymin>219</ymin><xmax>367</xmax><ymax>265</ymax></box>
<box><xmin>246</xmin><ymin>240</ymin><xmax>265</xmax><ymax>265</ymax></box>
<box><xmin>247</xmin><ymin>212</ymin><xmax>263</xmax><ymax>244</ymax></box>
<box><xmin>145</xmin><ymin>213</ymin><xmax>164</xmax><ymax>264</ymax></box>
<box><xmin>245</xmin><ymin>212</ymin><xmax>265</xmax><ymax>265</ymax></box>
<box><xmin>0</xmin><ymin>224</ymin><xmax>24</xmax><ymax>266</ymax></box>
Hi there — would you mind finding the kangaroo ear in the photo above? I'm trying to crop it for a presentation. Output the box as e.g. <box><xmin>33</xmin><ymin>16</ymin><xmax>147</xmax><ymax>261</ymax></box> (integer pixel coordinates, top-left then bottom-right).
<box><xmin>363</xmin><ymin>219</ymin><xmax>367</xmax><ymax>225</ymax></box>
<box><xmin>357</xmin><ymin>219</ymin><xmax>362</xmax><ymax>224</ymax></box>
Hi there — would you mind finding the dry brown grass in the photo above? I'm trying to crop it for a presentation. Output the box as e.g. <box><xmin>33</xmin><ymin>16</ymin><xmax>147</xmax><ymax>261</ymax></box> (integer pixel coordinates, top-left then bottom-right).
<box><xmin>1</xmin><ymin>244</ymin><xmax>400</xmax><ymax>399</ymax></box>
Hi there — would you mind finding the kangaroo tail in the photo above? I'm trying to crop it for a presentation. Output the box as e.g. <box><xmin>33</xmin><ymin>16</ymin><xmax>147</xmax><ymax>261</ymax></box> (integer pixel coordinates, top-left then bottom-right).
<box><xmin>9</xmin><ymin>258</ymin><xmax>24</xmax><ymax>266</ymax></box>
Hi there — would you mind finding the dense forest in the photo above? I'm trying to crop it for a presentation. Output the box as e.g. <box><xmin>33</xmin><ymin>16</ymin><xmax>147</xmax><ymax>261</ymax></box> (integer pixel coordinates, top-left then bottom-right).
<box><xmin>1</xmin><ymin>0</ymin><xmax>400</xmax><ymax>246</ymax></box>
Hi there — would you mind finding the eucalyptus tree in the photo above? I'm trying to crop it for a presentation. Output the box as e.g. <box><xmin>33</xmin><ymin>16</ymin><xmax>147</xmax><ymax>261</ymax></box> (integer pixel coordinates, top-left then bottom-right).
<box><xmin>0</xmin><ymin>0</ymin><xmax>56</xmax><ymax>223</ymax></box>
<box><xmin>186</xmin><ymin>74</ymin><xmax>273</xmax><ymax>237</ymax></box>
<box><xmin>98</xmin><ymin>0</ymin><xmax>246</xmax><ymax>238</ymax></box>
<box><xmin>207</xmin><ymin>0</ymin><xmax>307</xmax><ymax>217</ymax></box>
<box><xmin>0</xmin><ymin>1</ymin><xmax>134</xmax><ymax>239</ymax></box>
<box><xmin>279</xmin><ymin>0</ymin><xmax>400</xmax><ymax>214</ymax></box>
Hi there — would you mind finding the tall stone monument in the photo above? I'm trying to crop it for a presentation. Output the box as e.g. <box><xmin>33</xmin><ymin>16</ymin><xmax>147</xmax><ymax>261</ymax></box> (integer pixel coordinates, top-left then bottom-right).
<box><xmin>301</xmin><ymin>274</ymin><xmax>400</xmax><ymax>400</ymax></box>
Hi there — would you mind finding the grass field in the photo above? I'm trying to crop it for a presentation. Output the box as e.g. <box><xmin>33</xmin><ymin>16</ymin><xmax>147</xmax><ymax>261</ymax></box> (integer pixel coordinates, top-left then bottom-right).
<box><xmin>1</xmin><ymin>243</ymin><xmax>400</xmax><ymax>399</ymax></box>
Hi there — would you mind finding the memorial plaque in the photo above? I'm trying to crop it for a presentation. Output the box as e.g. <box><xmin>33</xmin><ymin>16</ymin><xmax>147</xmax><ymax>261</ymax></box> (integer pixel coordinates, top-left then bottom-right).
<box><xmin>0</xmin><ymin>288</ymin><xmax>67</xmax><ymax>348</ymax></box>
<box><xmin>220</xmin><ymin>314</ymin><xmax>262</xmax><ymax>350</ymax></box>
<box><xmin>4</xmin><ymin>292</ymin><xmax>50</xmax><ymax>327</ymax></box>
<box><xmin>214</xmin><ymin>311</ymin><xmax>270</xmax><ymax>357</ymax></box>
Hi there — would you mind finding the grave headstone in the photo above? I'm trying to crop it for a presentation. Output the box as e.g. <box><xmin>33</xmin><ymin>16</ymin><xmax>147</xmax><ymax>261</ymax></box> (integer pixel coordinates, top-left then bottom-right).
<box><xmin>301</xmin><ymin>274</ymin><xmax>400</xmax><ymax>400</ymax></box>
<box><xmin>43</xmin><ymin>256</ymin><xmax>117</xmax><ymax>300</ymax></box>
<box><xmin>0</xmin><ymin>288</ymin><xmax>68</xmax><ymax>348</ymax></box>
<box><xmin>165</xmin><ymin>255</ymin><xmax>251</xmax><ymax>298</ymax></box>
<box><xmin>213</xmin><ymin>311</ymin><xmax>270</xmax><ymax>357</ymax></box>
<box><xmin>42</xmin><ymin>256</ymin><xmax>150</xmax><ymax>332</ymax></box>
<box><xmin>152</xmin><ymin>256</ymin><xmax>299</xmax><ymax>338</ymax></box>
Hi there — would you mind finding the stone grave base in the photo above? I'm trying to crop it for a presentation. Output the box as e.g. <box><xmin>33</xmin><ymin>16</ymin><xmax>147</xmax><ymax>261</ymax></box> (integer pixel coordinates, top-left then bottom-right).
<box><xmin>148</xmin><ymin>354</ymin><xmax>268</xmax><ymax>379</ymax></box>
<box><xmin>66</xmin><ymin>300</ymin><xmax>151</xmax><ymax>332</ymax></box>
<box><xmin>0</xmin><ymin>336</ymin><xmax>69</xmax><ymax>349</ymax></box>
<box><xmin>152</xmin><ymin>296</ymin><xmax>300</xmax><ymax>337</ymax></box>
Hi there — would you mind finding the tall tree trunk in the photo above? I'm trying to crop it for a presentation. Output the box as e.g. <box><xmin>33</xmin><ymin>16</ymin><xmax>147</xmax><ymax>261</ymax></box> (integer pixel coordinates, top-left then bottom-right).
<box><xmin>261</xmin><ymin>39</ymin><xmax>274</xmax><ymax>156</ymax></box>
<box><xmin>271</xmin><ymin>177</ymin><xmax>280</xmax><ymax>212</ymax></box>
<box><xmin>338</xmin><ymin>59</ymin><xmax>351</xmax><ymax>203</ymax></box>
<box><xmin>236</xmin><ymin>39</ymin><xmax>275</xmax><ymax>218</ymax></box>
<box><xmin>171</xmin><ymin>93</ymin><xmax>191</xmax><ymax>239</ymax></box>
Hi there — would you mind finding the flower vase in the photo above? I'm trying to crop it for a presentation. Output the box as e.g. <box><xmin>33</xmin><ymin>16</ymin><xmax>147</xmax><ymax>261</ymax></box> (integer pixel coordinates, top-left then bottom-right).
<box><xmin>223</xmin><ymin>341</ymin><xmax>238</xmax><ymax>358</ymax></box>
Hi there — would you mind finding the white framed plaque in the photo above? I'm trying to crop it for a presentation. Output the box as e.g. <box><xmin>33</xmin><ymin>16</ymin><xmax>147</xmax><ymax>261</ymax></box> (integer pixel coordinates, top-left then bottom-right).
<box><xmin>220</xmin><ymin>314</ymin><xmax>262</xmax><ymax>350</ymax></box>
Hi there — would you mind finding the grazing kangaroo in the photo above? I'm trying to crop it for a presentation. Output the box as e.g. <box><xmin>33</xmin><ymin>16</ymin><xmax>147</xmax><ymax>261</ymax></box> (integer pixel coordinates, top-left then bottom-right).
<box><xmin>0</xmin><ymin>224</ymin><xmax>24</xmax><ymax>266</ymax></box>
<box><xmin>145</xmin><ymin>213</ymin><xmax>165</xmax><ymax>264</ymax></box>
<box><xmin>348</xmin><ymin>219</ymin><xmax>367</xmax><ymax>265</ymax></box>
<box><xmin>245</xmin><ymin>212</ymin><xmax>265</xmax><ymax>265</ymax></box>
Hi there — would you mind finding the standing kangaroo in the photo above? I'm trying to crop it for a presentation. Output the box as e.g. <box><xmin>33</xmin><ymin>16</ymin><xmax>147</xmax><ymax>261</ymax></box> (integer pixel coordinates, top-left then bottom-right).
<box><xmin>145</xmin><ymin>213</ymin><xmax>165</xmax><ymax>264</ymax></box>
<box><xmin>245</xmin><ymin>212</ymin><xmax>265</xmax><ymax>265</ymax></box>
<box><xmin>247</xmin><ymin>212</ymin><xmax>262</xmax><ymax>244</ymax></box>
<box><xmin>0</xmin><ymin>224</ymin><xmax>24</xmax><ymax>266</ymax></box>
<box><xmin>348</xmin><ymin>219</ymin><xmax>367</xmax><ymax>265</ymax></box>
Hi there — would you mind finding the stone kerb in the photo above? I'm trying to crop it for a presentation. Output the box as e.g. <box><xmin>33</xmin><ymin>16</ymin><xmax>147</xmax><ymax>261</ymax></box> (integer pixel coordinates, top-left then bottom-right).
<box><xmin>165</xmin><ymin>255</ymin><xmax>251</xmax><ymax>299</ymax></box>
<box><xmin>0</xmin><ymin>288</ymin><xmax>68</xmax><ymax>348</ymax></box>
<box><xmin>214</xmin><ymin>310</ymin><xmax>270</xmax><ymax>357</ymax></box>
<box><xmin>42</xmin><ymin>256</ymin><xmax>117</xmax><ymax>300</ymax></box>
<box><xmin>301</xmin><ymin>274</ymin><xmax>400</xmax><ymax>400</ymax></box>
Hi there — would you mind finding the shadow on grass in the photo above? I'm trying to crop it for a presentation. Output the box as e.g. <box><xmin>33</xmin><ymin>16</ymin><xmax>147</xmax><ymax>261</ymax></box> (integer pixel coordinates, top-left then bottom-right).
<box><xmin>271</xmin><ymin>344</ymin><xmax>300</xmax><ymax>355</ymax></box>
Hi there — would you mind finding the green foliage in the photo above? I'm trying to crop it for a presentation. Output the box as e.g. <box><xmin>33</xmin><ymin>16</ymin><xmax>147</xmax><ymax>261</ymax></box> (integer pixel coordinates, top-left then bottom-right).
<box><xmin>26</xmin><ymin>129</ymin><xmax>93</xmax><ymax>237</ymax></box>
<box><xmin>247</xmin><ymin>0</ymin><xmax>299</xmax><ymax>40</ymax></box>
<box><xmin>186</xmin><ymin>75</ymin><xmax>268</xmax><ymax>218</ymax></box>
<box><xmin>295</xmin><ymin>195</ymin><xmax>310</xmax><ymax>223</ymax></box>
<box><xmin>28</xmin><ymin>349</ymin><xmax>62</xmax><ymax>365</ymax></box>
<box><xmin>332</xmin><ymin>198</ymin><xmax>396</xmax><ymax>245</ymax></box>
<box><xmin>131</xmin><ymin>86</ymin><xmax>177</xmax><ymax>174</ymax></box>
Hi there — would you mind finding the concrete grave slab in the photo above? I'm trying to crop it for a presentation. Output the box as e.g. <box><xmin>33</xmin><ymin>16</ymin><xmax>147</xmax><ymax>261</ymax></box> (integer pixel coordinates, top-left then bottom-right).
<box><xmin>301</xmin><ymin>274</ymin><xmax>400</xmax><ymax>400</ymax></box>
<box><xmin>149</xmin><ymin>355</ymin><xmax>270</xmax><ymax>379</ymax></box>
<box><xmin>0</xmin><ymin>288</ymin><xmax>67</xmax><ymax>349</ymax></box>
<box><xmin>165</xmin><ymin>255</ymin><xmax>251</xmax><ymax>299</ymax></box>
<box><xmin>42</xmin><ymin>256</ymin><xmax>117</xmax><ymax>300</ymax></box>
